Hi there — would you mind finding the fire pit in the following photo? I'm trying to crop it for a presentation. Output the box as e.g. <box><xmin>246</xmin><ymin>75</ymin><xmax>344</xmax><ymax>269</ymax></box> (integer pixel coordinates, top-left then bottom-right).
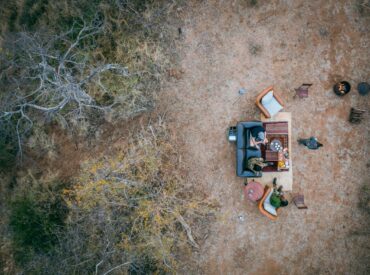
<box><xmin>333</xmin><ymin>81</ymin><xmax>351</xmax><ymax>96</ymax></box>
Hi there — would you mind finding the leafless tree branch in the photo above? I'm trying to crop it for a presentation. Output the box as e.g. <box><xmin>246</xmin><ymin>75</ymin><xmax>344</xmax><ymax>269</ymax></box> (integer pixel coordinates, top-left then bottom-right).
<box><xmin>171</xmin><ymin>211</ymin><xmax>199</xmax><ymax>249</ymax></box>
<box><xmin>0</xmin><ymin>19</ymin><xmax>130</xmax><ymax>154</ymax></box>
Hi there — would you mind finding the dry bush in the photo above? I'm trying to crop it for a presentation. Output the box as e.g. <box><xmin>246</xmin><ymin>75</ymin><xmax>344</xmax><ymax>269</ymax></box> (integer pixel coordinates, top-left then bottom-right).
<box><xmin>0</xmin><ymin>2</ymin><xmax>192</xmax><ymax>273</ymax></box>
<box><xmin>359</xmin><ymin>182</ymin><xmax>370</xmax><ymax>215</ymax></box>
<box><xmin>58</xmin><ymin>117</ymin><xmax>216</xmax><ymax>274</ymax></box>
<box><xmin>0</xmin><ymin>0</ymin><xmax>175</xmax><ymax>158</ymax></box>
<box><xmin>0</xmin><ymin>23</ymin><xmax>129</xmax><ymax>155</ymax></box>
<box><xmin>9</xmin><ymin>117</ymin><xmax>216</xmax><ymax>274</ymax></box>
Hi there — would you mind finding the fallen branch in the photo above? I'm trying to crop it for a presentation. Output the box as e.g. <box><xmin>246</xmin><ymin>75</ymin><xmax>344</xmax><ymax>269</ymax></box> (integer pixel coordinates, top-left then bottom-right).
<box><xmin>173</xmin><ymin>212</ymin><xmax>199</xmax><ymax>249</ymax></box>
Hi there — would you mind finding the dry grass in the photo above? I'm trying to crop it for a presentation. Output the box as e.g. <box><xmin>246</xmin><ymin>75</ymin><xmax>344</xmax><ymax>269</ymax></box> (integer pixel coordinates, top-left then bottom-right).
<box><xmin>359</xmin><ymin>182</ymin><xmax>370</xmax><ymax>215</ymax></box>
<box><xmin>2</xmin><ymin>117</ymin><xmax>216</xmax><ymax>274</ymax></box>
<box><xmin>61</xmin><ymin>117</ymin><xmax>216</xmax><ymax>273</ymax></box>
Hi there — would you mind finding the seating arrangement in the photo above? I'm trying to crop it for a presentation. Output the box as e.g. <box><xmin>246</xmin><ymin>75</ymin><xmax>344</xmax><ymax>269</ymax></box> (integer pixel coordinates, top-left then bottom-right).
<box><xmin>230</xmin><ymin>81</ymin><xmax>367</xmax><ymax>220</ymax></box>
<box><xmin>256</xmin><ymin>86</ymin><xmax>284</xmax><ymax>118</ymax></box>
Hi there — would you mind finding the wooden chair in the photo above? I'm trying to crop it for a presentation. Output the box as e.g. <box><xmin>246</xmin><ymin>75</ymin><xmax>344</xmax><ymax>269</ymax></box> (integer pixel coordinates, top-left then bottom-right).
<box><xmin>258</xmin><ymin>187</ymin><xmax>279</xmax><ymax>220</ymax></box>
<box><xmin>349</xmin><ymin>108</ymin><xmax>366</xmax><ymax>124</ymax></box>
<box><xmin>295</xmin><ymin>83</ymin><xmax>312</xmax><ymax>98</ymax></box>
<box><xmin>256</xmin><ymin>86</ymin><xmax>284</xmax><ymax>118</ymax></box>
<box><xmin>293</xmin><ymin>194</ymin><xmax>308</xmax><ymax>209</ymax></box>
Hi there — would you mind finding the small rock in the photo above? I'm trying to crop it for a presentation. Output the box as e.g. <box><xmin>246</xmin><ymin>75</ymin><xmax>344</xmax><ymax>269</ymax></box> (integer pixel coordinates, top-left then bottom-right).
<box><xmin>239</xmin><ymin>88</ymin><xmax>247</xmax><ymax>95</ymax></box>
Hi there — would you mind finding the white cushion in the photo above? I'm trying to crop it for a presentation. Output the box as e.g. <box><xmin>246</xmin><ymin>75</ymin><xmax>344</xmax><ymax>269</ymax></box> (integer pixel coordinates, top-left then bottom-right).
<box><xmin>263</xmin><ymin>189</ymin><xmax>277</xmax><ymax>216</ymax></box>
<box><xmin>262</xmin><ymin>96</ymin><xmax>283</xmax><ymax>117</ymax></box>
<box><xmin>261</xmin><ymin>90</ymin><xmax>274</xmax><ymax>105</ymax></box>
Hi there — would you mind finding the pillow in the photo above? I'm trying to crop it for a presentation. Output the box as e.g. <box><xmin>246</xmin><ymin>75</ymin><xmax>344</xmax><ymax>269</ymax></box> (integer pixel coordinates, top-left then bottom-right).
<box><xmin>262</xmin><ymin>97</ymin><xmax>283</xmax><ymax>117</ymax></box>
<box><xmin>261</xmin><ymin>90</ymin><xmax>274</xmax><ymax>105</ymax></box>
<box><xmin>263</xmin><ymin>189</ymin><xmax>277</xmax><ymax>216</ymax></box>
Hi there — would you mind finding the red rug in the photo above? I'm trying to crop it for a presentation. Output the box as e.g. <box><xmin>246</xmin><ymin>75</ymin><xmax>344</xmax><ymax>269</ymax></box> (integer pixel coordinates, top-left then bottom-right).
<box><xmin>261</xmin><ymin>121</ymin><xmax>289</xmax><ymax>172</ymax></box>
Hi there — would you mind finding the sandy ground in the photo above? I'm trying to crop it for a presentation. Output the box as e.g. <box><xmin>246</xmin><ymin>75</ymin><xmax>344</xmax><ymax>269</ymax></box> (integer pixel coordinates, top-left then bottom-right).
<box><xmin>161</xmin><ymin>0</ymin><xmax>370</xmax><ymax>274</ymax></box>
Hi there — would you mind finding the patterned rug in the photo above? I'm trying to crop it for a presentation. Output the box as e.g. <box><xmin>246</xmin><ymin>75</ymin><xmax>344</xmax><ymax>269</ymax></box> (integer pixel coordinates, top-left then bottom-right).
<box><xmin>261</xmin><ymin>121</ymin><xmax>289</xmax><ymax>172</ymax></box>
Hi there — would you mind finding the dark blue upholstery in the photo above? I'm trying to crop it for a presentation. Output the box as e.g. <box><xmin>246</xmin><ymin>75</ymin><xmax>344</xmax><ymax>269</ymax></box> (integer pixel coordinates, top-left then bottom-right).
<box><xmin>236</xmin><ymin>121</ymin><xmax>263</xmax><ymax>178</ymax></box>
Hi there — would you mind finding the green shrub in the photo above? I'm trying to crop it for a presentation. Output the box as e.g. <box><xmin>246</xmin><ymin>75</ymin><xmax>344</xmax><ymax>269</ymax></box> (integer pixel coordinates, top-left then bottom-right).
<box><xmin>0</xmin><ymin>136</ymin><xmax>16</xmax><ymax>171</ymax></box>
<box><xmin>359</xmin><ymin>183</ymin><xmax>370</xmax><ymax>214</ymax></box>
<box><xmin>19</xmin><ymin>0</ymin><xmax>49</xmax><ymax>29</ymax></box>
<box><xmin>249</xmin><ymin>0</ymin><xmax>258</xmax><ymax>6</ymax></box>
<box><xmin>9</xmin><ymin>188</ymin><xmax>68</xmax><ymax>264</ymax></box>
<box><xmin>7</xmin><ymin>6</ymin><xmax>18</xmax><ymax>32</ymax></box>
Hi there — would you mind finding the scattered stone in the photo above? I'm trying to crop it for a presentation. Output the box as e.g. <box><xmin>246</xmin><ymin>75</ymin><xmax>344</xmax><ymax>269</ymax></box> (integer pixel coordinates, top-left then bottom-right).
<box><xmin>249</xmin><ymin>43</ymin><xmax>262</xmax><ymax>56</ymax></box>
<box><xmin>239</xmin><ymin>88</ymin><xmax>247</xmax><ymax>95</ymax></box>
<box><xmin>238</xmin><ymin>215</ymin><xmax>245</xmax><ymax>222</ymax></box>
<box><xmin>319</xmin><ymin>27</ymin><xmax>329</xmax><ymax>37</ymax></box>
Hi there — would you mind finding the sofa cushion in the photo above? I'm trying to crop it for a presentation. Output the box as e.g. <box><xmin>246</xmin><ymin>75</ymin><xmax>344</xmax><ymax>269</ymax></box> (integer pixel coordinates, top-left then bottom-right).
<box><xmin>262</xmin><ymin>96</ymin><xmax>283</xmax><ymax>117</ymax></box>
<box><xmin>236</xmin><ymin>123</ymin><xmax>245</xmax><ymax>149</ymax></box>
<box><xmin>240</xmin><ymin>170</ymin><xmax>258</xmax><ymax>177</ymax></box>
<box><xmin>247</xmin><ymin>147</ymin><xmax>262</xmax><ymax>159</ymax></box>
<box><xmin>239</xmin><ymin>121</ymin><xmax>264</xmax><ymax>129</ymax></box>
<box><xmin>263</xmin><ymin>189</ymin><xmax>278</xmax><ymax>216</ymax></box>
<box><xmin>236</xmin><ymin>148</ymin><xmax>245</xmax><ymax>176</ymax></box>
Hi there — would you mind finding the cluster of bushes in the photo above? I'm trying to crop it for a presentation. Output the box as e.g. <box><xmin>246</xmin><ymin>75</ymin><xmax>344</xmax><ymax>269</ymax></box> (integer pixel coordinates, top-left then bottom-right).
<box><xmin>0</xmin><ymin>1</ymin><xmax>215</xmax><ymax>274</ymax></box>
<box><xmin>18</xmin><ymin>0</ymin><xmax>49</xmax><ymax>29</ymax></box>
<box><xmin>9</xmin><ymin>182</ymin><xmax>68</xmax><ymax>265</ymax></box>
<box><xmin>0</xmin><ymin>0</ymin><xmax>172</xmax><ymax>159</ymax></box>
<box><xmin>0</xmin><ymin>135</ymin><xmax>16</xmax><ymax>171</ymax></box>
<box><xmin>5</xmin><ymin>119</ymin><xmax>215</xmax><ymax>274</ymax></box>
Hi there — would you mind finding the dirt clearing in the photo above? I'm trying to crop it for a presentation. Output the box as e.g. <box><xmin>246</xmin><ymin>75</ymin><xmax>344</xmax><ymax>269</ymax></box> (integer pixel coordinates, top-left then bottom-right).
<box><xmin>161</xmin><ymin>0</ymin><xmax>370</xmax><ymax>274</ymax></box>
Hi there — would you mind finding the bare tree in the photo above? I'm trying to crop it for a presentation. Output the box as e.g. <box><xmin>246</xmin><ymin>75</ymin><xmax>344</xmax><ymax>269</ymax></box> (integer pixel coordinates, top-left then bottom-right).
<box><xmin>0</xmin><ymin>19</ymin><xmax>130</xmax><ymax>156</ymax></box>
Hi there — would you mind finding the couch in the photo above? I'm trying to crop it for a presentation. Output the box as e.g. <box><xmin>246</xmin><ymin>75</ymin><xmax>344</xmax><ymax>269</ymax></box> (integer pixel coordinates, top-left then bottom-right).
<box><xmin>236</xmin><ymin>121</ymin><xmax>263</xmax><ymax>177</ymax></box>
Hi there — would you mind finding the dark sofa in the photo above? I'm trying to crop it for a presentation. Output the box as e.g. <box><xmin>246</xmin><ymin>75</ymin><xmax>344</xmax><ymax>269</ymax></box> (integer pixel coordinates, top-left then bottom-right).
<box><xmin>236</xmin><ymin>121</ymin><xmax>263</xmax><ymax>177</ymax></box>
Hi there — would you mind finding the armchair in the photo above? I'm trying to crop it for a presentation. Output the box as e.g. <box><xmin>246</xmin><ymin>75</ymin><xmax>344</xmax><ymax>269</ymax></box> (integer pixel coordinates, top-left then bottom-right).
<box><xmin>256</xmin><ymin>86</ymin><xmax>284</xmax><ymax>118</ymax></box>
<box><xmin>258</xmin><ymin>187</ymin><xmax>280</xmax><ymax>220</ymax></box>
